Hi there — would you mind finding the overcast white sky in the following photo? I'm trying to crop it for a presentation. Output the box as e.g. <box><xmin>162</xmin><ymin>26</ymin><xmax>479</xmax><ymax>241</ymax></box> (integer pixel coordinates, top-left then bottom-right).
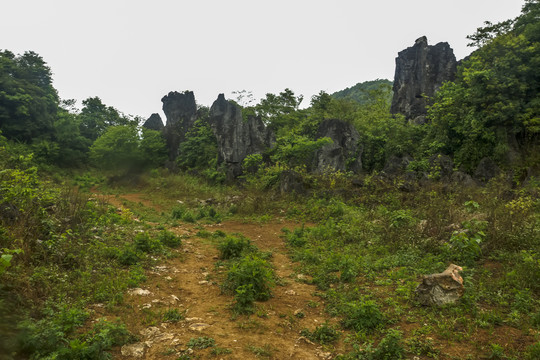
<box><xmin>2</xmin><ymin>0</ymin><xmax>524</xmax><ymax>120</ymax></box>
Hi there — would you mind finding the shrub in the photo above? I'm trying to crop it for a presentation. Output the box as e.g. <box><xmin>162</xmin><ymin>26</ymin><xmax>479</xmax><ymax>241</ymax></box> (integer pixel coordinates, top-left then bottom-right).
<box><xmin>341</xmin><ymin>300</ymin><xmax>384</xmax><ymax>332</ymax></box>
<box><xmin>217</xmin><ymin>235</ymin><xmax>254</xmax><ymax>260</ymax></box>
<box><xmin>222</xmin><ymin>255</ymin><xmax>274</xmax><ymax>313</ymax></box>
<box><xmin>162</xmin><ymin>308</ymin><xmax>184</xmax><ymax>323</ymax></box>
<box><xmin>157</xmin><ymin>230</ymin><xmax>182</xmax><ymax>248</ymax></box>
<box><xmin>525</xmin><ymin>342</ymin><xmax>540</xmax><ymax>360</ymax></box>
<box><xmin>134</xmin><ymin>232</ymin><xmax>162</xmax><ymax>254</ymax></box>
<box><xmin>300</xmin><ymin>322</ymin><xmax>340</xmax><ymax>344</ymax></box>
<box><xmin>118</xmin><ymin>247</ymin><xmax>140</xmax><ymax>266</ymax></box>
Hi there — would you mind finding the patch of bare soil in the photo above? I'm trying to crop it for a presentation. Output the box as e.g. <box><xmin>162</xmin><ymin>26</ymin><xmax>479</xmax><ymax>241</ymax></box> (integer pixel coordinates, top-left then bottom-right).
<box><xmin>99</xmin><ymin>211</ymin><xmax>338</xmax><ymax>359</ymax></box>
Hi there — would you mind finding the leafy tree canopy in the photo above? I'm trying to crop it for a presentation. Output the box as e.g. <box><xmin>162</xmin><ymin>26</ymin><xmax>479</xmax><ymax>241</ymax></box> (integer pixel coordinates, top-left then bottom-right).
<box><xmin>427</xmin><ymin>0</ymin><xmax>540</xmax><ymax>170</ymax></box>
<box><xmin>0</xmin><ymin>50</ymin><xmax>59</xmax><ymax>142</ymax></box>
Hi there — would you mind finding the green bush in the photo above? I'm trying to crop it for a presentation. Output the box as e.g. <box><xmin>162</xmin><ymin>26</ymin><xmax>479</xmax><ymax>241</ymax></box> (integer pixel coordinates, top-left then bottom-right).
<box><xmin>222</xmin><ymin>255</ymin><xmax>274</xmax><ymax>313</ymax></box>
<box><xmin>341</xmin><ymin>300</ymin><xmax>384</xmax><ymax>332</ymax></box>
<box><xmin>300</xmin><ymin>322</ymin><xmax>340</xmax><ymax>344</ymax></box>
<box><xmin>134</xmin><ymin>232</ymin><xmax>162</xmax><ymax>254</ymax></box>
<box><xmin>157</xmin><ymin>230</ymin><xmax>182</xmax><ymax>248</ymax></box>
<box><xmin>217</xmin><ymin>235</ymin><xmax>254</xmax><ymax>260</ymax></box>
<box><xmin>118</xmin><ymin>247</ymin><xmax>140</xmax><ymax>266</ymax></box>
<box><xmin>526</xmin><ymin>342</ymin><xmax>540</xmax><ymax>360</ymax></box>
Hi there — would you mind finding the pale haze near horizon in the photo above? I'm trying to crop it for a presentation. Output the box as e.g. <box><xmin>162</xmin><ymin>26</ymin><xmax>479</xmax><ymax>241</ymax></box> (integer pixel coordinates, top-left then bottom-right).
<box><xmin>1</xmin><ymin>0</ymin><xmax>524</xmax><ymax>121</ymax></box>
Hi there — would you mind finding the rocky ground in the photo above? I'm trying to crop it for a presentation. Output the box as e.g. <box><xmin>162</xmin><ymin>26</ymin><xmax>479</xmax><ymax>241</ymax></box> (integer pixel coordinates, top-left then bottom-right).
<box><xmin>93</xmin><ymin>193</ymin><xmax>340</xmax><ymax>359</ymax></box>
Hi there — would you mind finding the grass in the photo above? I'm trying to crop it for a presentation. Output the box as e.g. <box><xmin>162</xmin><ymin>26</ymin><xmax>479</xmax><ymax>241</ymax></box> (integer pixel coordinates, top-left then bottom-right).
<box><xmin>1</xmin><ymin>162</ymin><xmax>538</xmax><ymax>359</ymax></box>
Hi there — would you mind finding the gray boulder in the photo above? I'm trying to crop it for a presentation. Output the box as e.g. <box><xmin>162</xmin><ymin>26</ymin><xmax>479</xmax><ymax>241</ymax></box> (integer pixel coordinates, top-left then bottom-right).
<box><xmin>391</xmin><ymin>36</ymin><xmax>457</xmax><ymax>121</ymax></box>
<box><xmin>209</xmin><ymin>94</ymin><xmax>275</xmax><ymax>181</ymax></box>
<box><xmin>142</xmin><ymin>113</ymin><xmax>164</xmax><ymax>131</ymax></box>
<box><xmin>474</xmin><ymin>157</ymin><xmax>501</xmax><ymax>183</ymax></box>
<box><xmin>279</xmin><ymin>170</ymin><xmax>306</xmax><ymax>195</ymax></box>
<box><xmin>312</xmin><ymin>119</ymin><xmax>363</xmax><ymax>174</ymax></box>
<box><xmin>382</xmin><ymin>154</ymin><xmax>414</xmax><ymax>178</ymax></box>
<box><xmin>161</xmin><ymin>91</ymin><xmax>198</xmax><ymax>161</ymax></box>
<box><xmin>415</xmin><ymin>264</ymin><xmax>464</xmax><ymax>306</ymax></box>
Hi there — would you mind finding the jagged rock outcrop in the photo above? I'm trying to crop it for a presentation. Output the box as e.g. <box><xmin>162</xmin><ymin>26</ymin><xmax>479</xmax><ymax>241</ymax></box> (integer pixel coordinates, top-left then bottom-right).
<box><xmin>415</xmin><ymin>264</ymin><xmax>464</xmax><ymax>306</ymax></box>
<box><xmin>161</xmin><ymin>91</ymin><xmax>198</xmax><ymax>161</ymax></box>
<box><xmin>312</xmin><ymin>119</ymin><xmax>363</xmax><ymax>174</ymax></box>
<box><xmin>391</xmin><ymin>36</ymin><xmax>457</xmax><ymax>122</ymax></box>
<box><xmin>142</xmin><ymin>113</ymin><xmax>164</xmax><ymax>131</ymax></box>
<box><xmin>209</xmin><ymin>94</ymin><xmax>275</xmax><ymax>181</ymax></box>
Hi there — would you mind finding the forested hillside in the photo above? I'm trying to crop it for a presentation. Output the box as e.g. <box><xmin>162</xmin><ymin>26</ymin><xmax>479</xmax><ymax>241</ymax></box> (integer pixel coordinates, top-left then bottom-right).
<box><xmin>0</xmin><ymin>1</ymin><xmax>539</xmax><ymax>359</ymax></box>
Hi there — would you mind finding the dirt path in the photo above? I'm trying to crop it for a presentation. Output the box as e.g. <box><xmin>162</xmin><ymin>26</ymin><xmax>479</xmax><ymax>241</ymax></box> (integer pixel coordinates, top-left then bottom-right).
<box><xmin>95</xmin><ymin>193</ymin><xmax>337</xmax><ymax>359</ymax></box>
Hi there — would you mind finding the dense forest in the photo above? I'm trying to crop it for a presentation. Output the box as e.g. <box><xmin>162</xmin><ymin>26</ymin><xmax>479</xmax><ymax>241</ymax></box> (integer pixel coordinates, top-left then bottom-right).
<box><xmin>0</xmin><ymin>1</ymin><xmax>539</xmax><ymax>359</ymax></box>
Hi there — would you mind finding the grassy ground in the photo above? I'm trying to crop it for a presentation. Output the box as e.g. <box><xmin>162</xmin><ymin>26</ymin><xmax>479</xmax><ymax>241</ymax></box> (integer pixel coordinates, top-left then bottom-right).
<box><xmin>1</xmin><ymin>169</ymin><xmax>539</xmax><ymax>359</ymax></box>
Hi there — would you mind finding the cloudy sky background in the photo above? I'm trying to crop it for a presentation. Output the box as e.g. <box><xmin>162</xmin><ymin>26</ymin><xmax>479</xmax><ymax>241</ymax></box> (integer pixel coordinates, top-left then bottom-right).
<box><xmin>2</xmin><ymin>0</ymin><xmax>524</xmax><ymax>120</ymax></box>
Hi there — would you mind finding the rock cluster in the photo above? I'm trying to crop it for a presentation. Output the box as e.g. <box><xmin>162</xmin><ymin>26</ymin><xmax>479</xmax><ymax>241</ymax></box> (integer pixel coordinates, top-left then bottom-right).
<box><xmin>161</xmin><ymin>91</ymin><xmax>198</xmax><ymax>161</ymax></box>
<box><xmin>142</xmin><ymin>113</ymin><xmax>164</xmax><ymax>131</ymax></box>
<box><xmin>312</xmin><ymin>119</ymin><xmax>363</xmax><ymax>174</ymax></box>
<box><xmin>391</xmin><ymin>36</ymin><xmax>457</xmax><ymax>123</ymax></box>
<box><xmin>209</xmin><ymin>94</ymin><xmax>275</xmax><ymax>181</ymax></box>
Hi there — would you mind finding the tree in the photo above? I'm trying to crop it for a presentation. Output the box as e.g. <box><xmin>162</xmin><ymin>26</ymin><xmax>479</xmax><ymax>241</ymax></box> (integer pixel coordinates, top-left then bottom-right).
<box><xmin>89</xmin><ymin>124</ymin><xmax>167</xmax><ymax>174</ymax></box>
<box><xmin>79</xmin><ymin>97</ymin><xmax>134</xmax><ymax>142</ymax></box>
<box><xmin>0</xmin><ymin>50</ymin><xmax>59</xmax><ymax>142</ymax></box>
<box><xmin>427</xmin><ymin>0</ymin><xmax>540</xmax><ymax>170</ymax></box>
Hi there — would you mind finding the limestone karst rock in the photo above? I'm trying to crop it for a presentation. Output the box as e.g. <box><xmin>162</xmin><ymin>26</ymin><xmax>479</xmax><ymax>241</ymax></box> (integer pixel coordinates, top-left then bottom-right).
<box><xmin>142</xmin><ymin>113</ymin><xmax>164</xmax><ymax>131</ymax></box>
<box><xmin>391</xmin><ymin>36</ymin><xmax>457</xmax><ymax>122</ymax></box>
<box><xmin>161</xmin><ymin>91</ymin><xmax>198</xmax><ymax>161</ymax></box>
<box><xmin>474</xmin><ymin>157</ymin><xmax>501</xmax><ymax>183</ymax></box>
<box><xmin>312</xmin><ymin>119</ymin><xmax>363</xmax><ymax>174</ymax></box>
<box><xmin>209</xmin><ymin>94</ymin><xmax>275</xmax><ymax>181</ymax></box>
<box><xmin>415</xmin><ymin>264</ymin><xmax>464</xmax><ymax>306</ymax></box>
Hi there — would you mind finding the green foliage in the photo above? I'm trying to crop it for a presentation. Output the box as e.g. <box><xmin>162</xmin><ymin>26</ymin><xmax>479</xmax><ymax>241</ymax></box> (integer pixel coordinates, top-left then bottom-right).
<box><xmin>300</xmin><ymin>322</ymin><xmax>340</xmax><ymax>344</ymax></box>
<box><xmin>157</xmin><ymin>230</ymin><xmax>182</xmax><ymax>248</ymax></box>
<box><xmin>0</xmin><ymin>50</ymin><xmax>58</xmax><ymax>142</ymax></box>
<box><xmin>79</xmin><ymin>96</ymin><xmax>134</xmax><ymax>142</ymax></box>
<box><xmin>222</xmin><ymin>254</ymin><xmax>275</xmax><ymax>313</ymax></box>
<box><xmin>443</xmin><ymin>220</ymin><xmax>486</xmax><ymax>265</ymax></box>
<box><xmin>252</xmin><ymin>88</ymin><xmax>304</xmax><ymax>131</ymax></box>
<box><xmin>332</xmin><ymin>79</ymin><xmax>393</xmax><ymax>106</ymax></box>
<box><xmin>427</xmin><ymin>0</ymin><xmax>540</xmax><ymax>170</ymax></box>
<box><xmin>0</xmin><ymin>248</ymin><xmax>22</xmax><ymax>276</ymax></box>
<box><xmin>134</xmin><ymin>232</ymin><xmax>162</xmax><ymax>254</ymax></box>
<box><xmin>217</xmin><ymin>234</ymin><xmax>254</xmax><ymax>259</ymax></box>
<box><xmin>89</xmin><ymin>124</ymin><xmax>166</xmax><ymax>175</ymax></box>
<box><xmin>526</xmin><ymin>341</ymin><xmax>540</xmax><ymax>360</ymax></box>
<box><xmin>506</xmin><ymin>250</ymin><xmax>540</xmax><ymax>295</ymax></box>
<box><xmin>162</xmin><ymin>308</ymin><xmax>184</xmax><ymax>323</ymax></box>
<box><xmin>177</xmin><ymin>117</ymin><xmax>218</xmax><ymax>172</ymax></box>
<box><xmin>341</xmin><ymin>300</ymin><xmax>385</xmax><ymax>332</ymax></box>
<box><xmin>344</xmin><ymin>329</ymin><xmax>404</xmax><ymax>360</ymax></box>
<box><xmin>186</xmin><ymin>336</ymin><xmax>215</xmax><ymax>349</ymax></box>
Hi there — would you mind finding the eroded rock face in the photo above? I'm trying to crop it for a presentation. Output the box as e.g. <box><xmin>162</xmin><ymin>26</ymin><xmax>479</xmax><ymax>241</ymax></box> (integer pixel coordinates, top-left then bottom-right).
<box><xmin>161</xmin><ymin>91</ymin><xmax>198</xmax><ymax>161</ymax></box>
<box><xmin>382</xmin><ymin>154</ymin><xmax>414</xmax><ymax>177</ymax></box>
<box><xmin>391</xmin><ymin>36</ymin><xmax>457</xmax><ymax>122</ymax></box>
<box><xmin>142</xmin><ymin>113</ymin><xmax>164</xmax><ymax>131</ymax></box>
<box><xmin>312</xmin><ymin>119</ymin><xmax>363</xmax><ymax>174</ymax></box>
<box><xmin>209</xmin><ymin>94</ymin><xmax>275</xmax><ymax>181</ymax></box>
<box><xmin>474</xmin><ymin>157</ymin><xmax>501</xmax><ymax>183</ymax></box>
<box><xmin>415</xmin><ymin>264</ymin><xmax>464</xmax><ymax>306</ymax></box>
